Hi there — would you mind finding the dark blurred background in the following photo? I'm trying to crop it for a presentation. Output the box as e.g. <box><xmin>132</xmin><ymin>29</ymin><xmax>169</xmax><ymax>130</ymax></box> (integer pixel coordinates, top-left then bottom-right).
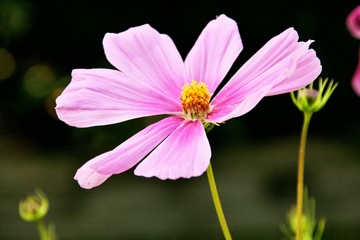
<box><xmin>1</xmin><ymin>0</ymin><xmax>360</xmax><ymax>239</ymax></box>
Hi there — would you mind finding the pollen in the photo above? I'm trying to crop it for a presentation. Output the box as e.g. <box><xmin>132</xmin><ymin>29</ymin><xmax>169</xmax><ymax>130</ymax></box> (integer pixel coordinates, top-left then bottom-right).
<box><xmin>180</xmin><ymin>80</ymin><xmax>211</xmax><ymax>120</ymax></box>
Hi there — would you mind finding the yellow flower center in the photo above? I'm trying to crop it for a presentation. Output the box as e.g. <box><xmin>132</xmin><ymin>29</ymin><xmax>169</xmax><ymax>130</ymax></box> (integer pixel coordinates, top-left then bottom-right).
<box><xmin>180</xmin><ymin>80</ymin><xmax>210</xmax><ymax>120</ymax></box>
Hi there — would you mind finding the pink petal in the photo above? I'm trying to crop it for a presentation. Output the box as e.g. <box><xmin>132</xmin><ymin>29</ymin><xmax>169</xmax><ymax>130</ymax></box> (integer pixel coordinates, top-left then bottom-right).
<box><xmin>185</xmin><ymin>14</ymin><xmax>243</xmax><ymax>93</ymax></box>
<box><xmin>55</xmin><ymin>69</ymin><xmax>181</xmax><ymax>128</ymax></box>
<box><xmin>352</xmin><ymin>47</ymin><xmax>360</xmax><ymax>96</ymax></box>
<box><xmin>208</xmin><ymin>28</ymin><xmax>309</xmax><ymax>123</ymax></box>
<box><xmin>346</xmin><ymin>5</ymin><xmax>360</xmax><ymax>40</ymax></box>
<box><xmin>74</xmin><ymin>162</ymin><xmax>111</xmax><ymax>189</ymax></box>
<box><xmin>103</xmin><ymin>24</ymin><xmax>186</xmax><ymax>100</ymax></box>
<box><xmin>266</xmin><ymin>42</ymin><xmax>322</xmax><ymax>96</ymax></box>
<box><xmin>74</xmin><ymin>116</ymin><xmax>184</xmax><ymax>189</ymax></box>
<box><xmin>134</xmin><ymin>120</ymin><xmax>211</xmax><ymax>180</ymax></box>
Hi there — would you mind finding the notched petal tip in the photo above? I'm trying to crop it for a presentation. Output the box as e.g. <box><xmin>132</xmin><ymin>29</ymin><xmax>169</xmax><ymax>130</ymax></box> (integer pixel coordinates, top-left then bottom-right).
<box><xmin>74</xmin><ymin>165</ymin><xmax>111</xmax><ymax>189</ymax></box>
<box><xmin>185</xmin><ymin>13</ymin><xmax>243</xmax><ymax>94</ymax></box>
<box><xmin>102</xmin><ymin>23</ymin><xmax>152</xmax><ymax>43</ymax></box>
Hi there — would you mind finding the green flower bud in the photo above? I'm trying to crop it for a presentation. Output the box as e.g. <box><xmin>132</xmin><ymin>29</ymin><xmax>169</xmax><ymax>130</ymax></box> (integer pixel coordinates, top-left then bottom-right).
<box><xmin>19</xmin><ymin>189</ymin><xmax>49</xmax><ymax>222</ymax></box>
<box><xmin>291</xmin><ymin>78</ymin><xmax>338</xmax><ymax>113</ymax></box>
<box><xmin>280</xmin><ymin>188</ymin><xmax>326</xmax><ymax>240</ymax></box>
<box><xmin>288</xmin><ymin>208</ymin><xmax>313</xmax><ymax>240</ymax></box>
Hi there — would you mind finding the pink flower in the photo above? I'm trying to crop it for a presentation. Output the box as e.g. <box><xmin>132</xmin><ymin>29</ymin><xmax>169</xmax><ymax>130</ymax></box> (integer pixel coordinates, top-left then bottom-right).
<box><xmin>346</xmin><ymin>5</ymin><xmax>360</xmax><ymax>96</ymax></box>
<box><xmin>346</xmin><ymin>5</ymin><xmax>360</xmax><ymax>40</ymax></box>
<box><xmin>352</xmin><ymin>48</ymin><xmax>360</xmax><ymax>96</ymax></box>
<box><xmin>55</xmin><ymin>14</ymin><xmax>321</xmax><ymax>189</ymax></box>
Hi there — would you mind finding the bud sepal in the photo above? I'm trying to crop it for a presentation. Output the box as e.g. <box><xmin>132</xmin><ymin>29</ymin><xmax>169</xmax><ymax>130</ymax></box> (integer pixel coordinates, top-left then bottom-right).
<box><xmin>291</xmin><ymin>78</ymin><xmax>338</xmax><ymax>113</ymax></box>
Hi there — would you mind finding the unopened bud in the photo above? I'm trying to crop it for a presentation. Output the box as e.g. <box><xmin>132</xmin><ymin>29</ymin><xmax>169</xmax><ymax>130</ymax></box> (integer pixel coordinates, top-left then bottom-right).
<box><xmin>291</xmin><ymin>78</ymin><xmax>338</xmax><ymax>113</ymax></box>
<box><xmin>19</xmin><ymin>189</ymin><xmax>49</xmax><ymax>222</ymax></box>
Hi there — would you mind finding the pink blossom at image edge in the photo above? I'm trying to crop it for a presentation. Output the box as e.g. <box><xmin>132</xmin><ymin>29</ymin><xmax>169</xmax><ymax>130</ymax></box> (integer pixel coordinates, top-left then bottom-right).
<box><xmin>346</xmin><ymin>5</ymin><xmax>360</xmax><ymax>96</ymax></box>
<box><xmin>352</xmin><ymin>48</ymin><xmax>360</xmax><ymax>96</ymax></box>
<box><xmin>346</xmin><ymin>5</ymin><xmax>360</xmax><ymax>40</ymax></box>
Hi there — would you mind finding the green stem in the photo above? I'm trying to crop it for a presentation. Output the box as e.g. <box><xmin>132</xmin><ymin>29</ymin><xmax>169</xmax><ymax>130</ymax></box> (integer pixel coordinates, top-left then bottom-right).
<box><xmin>37</xmin><ymin>219</ymin><xmax>48</xmax><ymax>240</ymax></box>
<box><xmin>296</xmin><ymin>112</ymin><xmax>312</xmax><ymax>240</ymax></box>
<box><xmin>207</xmin><ymin>162</ymin><xmax>232</xmax><ymax>240</ymax></box>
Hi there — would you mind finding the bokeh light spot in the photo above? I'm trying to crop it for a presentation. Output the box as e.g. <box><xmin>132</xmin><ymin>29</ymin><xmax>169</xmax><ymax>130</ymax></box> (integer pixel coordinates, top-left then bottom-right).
<box><xmin>0</xmin><ymin>0</ymin><xmax>32</xmax><ymax>38</ymax></box>
<box><xmin>22</xmin><ymin>64</ymin><xmax>56</xmax><ymax>98</ymax></box>
<box><xmin>0</xmin><ymin>48</ymin><xmax>16</xmax><ymax>80</ymax></box>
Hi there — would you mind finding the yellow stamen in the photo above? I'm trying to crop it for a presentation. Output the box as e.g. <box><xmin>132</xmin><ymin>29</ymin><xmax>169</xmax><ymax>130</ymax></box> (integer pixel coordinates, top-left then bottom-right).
<box><xmin>180</xmin><ymin>80</ymin><xmax>210</xmax><ymax>120</ymax></box>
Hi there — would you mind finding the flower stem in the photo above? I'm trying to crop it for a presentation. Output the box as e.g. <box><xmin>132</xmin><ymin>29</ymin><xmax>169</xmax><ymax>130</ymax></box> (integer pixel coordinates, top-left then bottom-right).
<box><xmin>296</xmin><ymin>112</ymin><xmax>312</xmax><ymax>240</ymax></box>
<box><xmin>207</xmin><ymin>162</ymin><xmax>232</xmax><ymax>240</ymax></box>
<box><xmin>37</xmin><ymin>219</ymin><xmax>48</xmax><ymax>240</ymax></box>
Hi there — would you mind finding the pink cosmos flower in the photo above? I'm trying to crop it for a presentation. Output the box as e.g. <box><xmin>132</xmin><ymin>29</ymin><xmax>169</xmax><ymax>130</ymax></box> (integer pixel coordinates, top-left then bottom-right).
<box><xmin>346</xmin><ymin>5</ymin><xmax>360</xmax><ymax>40</ymax></box>
<box><xmin>55</xmin><ymin>14</ymin><xmax>321</xmax><ymax>189</ymax></box>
